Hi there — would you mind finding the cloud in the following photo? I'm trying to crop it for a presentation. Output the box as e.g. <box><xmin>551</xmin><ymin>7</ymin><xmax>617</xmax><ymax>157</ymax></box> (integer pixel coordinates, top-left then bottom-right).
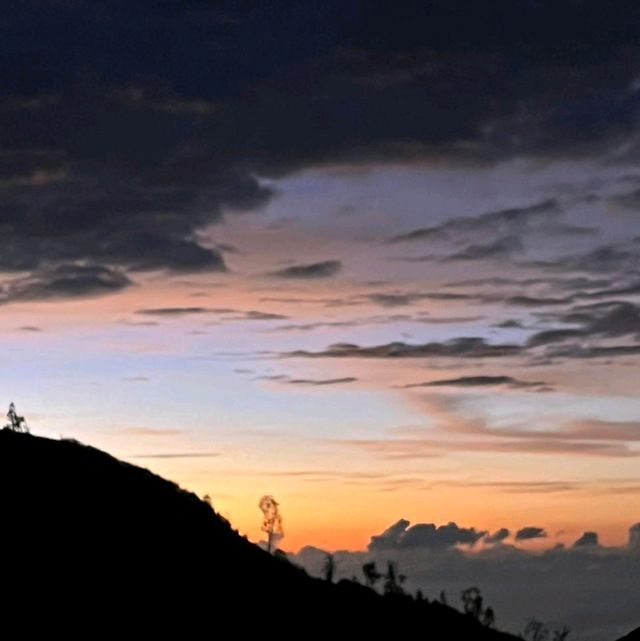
<box><xmin>402</xmin><ymin>375</ymin><xmax>551</xmax><ymax>391</ymax></box>
<box><xmin>338</xmin><ymin>394</ymin><xmax>640</xmax><ymax>460</ymax></box>
<box><xmin>419</xmin><ymin>395</ymin><xmax>640</xmax><ymax>444</ymax></box>
<box><xmin>3</xmin><ymin>1</ymin><xmax>639</xmax><ymax>297</ymax></box>
<box><xmin>526</xmin><ymin>301</ymin><xmax>640</xmax><ymax>348</ymax></box>
<box><xmin>271</xmin><ymin>260</ymin><xmax>342</xmax><ymax>279</ymax></box>
<box><xmin>129</xmin><ymin>452</ymin><xmax>221</xmax><ymax>459</ymax></box>
<box><xmin>493</xmin><ymin>320</ymin><xmax>525</xmax><ymax>329</ymax></box>
<box><xmin>271</xmin><ymin>312</ymin><xmax>483</xmax><ymax>333</ymax></box>
<box><xmin>274</xmin><ymin>320</ymin><xmax>361</xmax><ymax>332</ymax></box>
<box><xmin>484</xmin><ymin>528</ymin><xmax>510</xmax><ymax>544</ymax></box>
<box><xmin>573</xmin><ymin>531</ymin><xmax>599</xmax><ymax>547</ymax></box>
<box><xmin>527</xmin><ymin>329</ymin><xmax>585</xmax><ymax>347</ymax></box>
<box><xmin>390</xmin><ymin>198</ymin><xmax>596</xmax><ymax>265</ymax></box>
<box><xmin>440</xmin><ymin>480</ymin><xmax>582</xmax><ymax>494</ymax></box>
<box><xmin>559</xmin><ymin>419</ymin><xmax>640</xmax><ymax>442</ymax></box>
<box><xmin>286</xmin><ymin>377</ymin><xmax>357</xmax><ymax>386</ymax></box>
<box><xmin>368</xmin><ymin>519</ymin><xmax>486</xmax><ymax>552</ymax></box>
<box><xmin>504</xmin><ymin>295</ymin><xmax>573</xmax><ymax>307</ymax></box>
<box><xmin>134</xmin><ymin>307</ymin><xmax>287</xmax><ymax>321</ymax></box>
<box><xmin>515</xmin><ymin>526</ymin><xmax>547</xmax><ymax>541</ymax></box>
<box><xmin>291</xmin><ymin>520</ymin><xmax>640</xmax><ymax>641</ymax></box>
<box><xmin>257</xmin><ymin>374</ymin><xmax>358</xmax><ymax>386</ymax></box>
<box><xmin>557</xmin><ymin>344</ymin><xmax>640</xmax><ymax>359</ymax></box>
<box><xmin>288</xmin><ymin>337</ymin><xmax>522</xmax><ymax>359</ymax></box>
<box><xmin>364</xmin><ymin>291</ymin><xmax>472</xmax><ymax>307</ymax></box>
<box><xmin>442</xmin><ymin>236</ymin><xmax>524</xmax><ymax>262</ymax></box>
<box><xmin>389</xmin><ymin>199</ymin><xmax>560</xmax><ymax>244</ymax></box>
<box><xmin>531</xmin><ymin>243</ymin><xmax>640</xmax><ymax>275</ymax></box>
<box><xmin>236</xmin><ymin>311</ymin><xmax>288</xmax><ymax>321</ymax></box>
<box><xmin>136</xmin><ymin>307</ymin><xmax>213</xmax><ymax>317</ymax></box>
<box><xmin>343</xmin><ymin>436</ymin><xmax>636</xmax><ymax>459</ymax></box>
<box><xmin>116</xmin><ymin>428</ymin><xmax>183</xmax><ymax>436</ymax></box>
<box><xmin>0</xmin><ymin>264</ymin><xmax>131</xmax><ymax>303</ymax></box>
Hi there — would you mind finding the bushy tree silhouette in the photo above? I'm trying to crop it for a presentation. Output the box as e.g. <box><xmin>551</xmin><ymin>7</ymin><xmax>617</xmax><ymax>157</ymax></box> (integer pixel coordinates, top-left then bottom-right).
<box><xmin>462</xmin><ymin>587</ymin><xmax>484</xmax><ymax>619</ymax></box>
<box><xmin>362</xmin><ymin>561</ymin><xmax>381</xmax><ymax>588</ymax></box>
<box><xmin>258</xmin><ymin>495</ymin><xmax>283</xmax><ymax>554</ymax></box>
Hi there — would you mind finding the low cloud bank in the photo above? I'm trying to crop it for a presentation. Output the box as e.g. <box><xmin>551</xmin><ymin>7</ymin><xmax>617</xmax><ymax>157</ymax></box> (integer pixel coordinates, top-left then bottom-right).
<box><xmin>291</xmin><ymin>520</ymin><xmax>640</xmax><ymax>641</ymax></box>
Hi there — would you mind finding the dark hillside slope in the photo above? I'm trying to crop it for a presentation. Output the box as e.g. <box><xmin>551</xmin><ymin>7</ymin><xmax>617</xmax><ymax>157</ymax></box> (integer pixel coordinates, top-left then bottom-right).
<box><xmin>0</xmin><ymin>430</ymin><xmax>518</xmax><ymax>637</ymax></box>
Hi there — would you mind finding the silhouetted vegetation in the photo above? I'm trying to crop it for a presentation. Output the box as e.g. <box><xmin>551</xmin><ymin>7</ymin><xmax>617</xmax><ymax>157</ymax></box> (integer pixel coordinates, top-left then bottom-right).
<box><xmin>362</xmin><ymin>561</ymin><xmax>382</xmax><ymax>588</ymax></box>
<box><xmin>524</xmin><ymin>618</ymin><xmax>548</xmax><ymax>641</ymax></box>
<box><xmin>552</xmin><ymin>626</ymin><xmax>571</xmax><ymax>641</ymax></box>
<box><xmin>258</xmin><ymin>494</ymin><xmax>283</xmax><ymax>553</ymax></box>
<box><xmin>461</xmin><ymin>587</ymin><xmax>496</xmax><ymax>628</ymax></box>
<box><xmin>523</xmin><ymin>618</ymin><xmax>571</xmax><ymax>641</ymax></box>
<box><xmin>382</xmin><ymin>560</ymin><xmax>406</xmax><ymax>595</ymax></box>
<box><xmin>0</xmin><ymin>430</ymin><xmax>521</xmax><ymax>638</ymax></box>
<box><xmin>323</xmin><ymin>553</ymin><xmax>336</xmax><ymax>582</ymax></box>
<box><xmin>4</xmin><ymin>403</ymin><xmax>28</xmax><ymax>433</ymax></box>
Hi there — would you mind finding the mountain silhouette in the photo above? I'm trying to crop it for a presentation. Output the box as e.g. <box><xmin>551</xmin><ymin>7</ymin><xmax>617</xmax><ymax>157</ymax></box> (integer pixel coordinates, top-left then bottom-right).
<box><xmin>1</xmin><ymin>429</ymin><xmax>520</xmax><ymax>637</ymax></box>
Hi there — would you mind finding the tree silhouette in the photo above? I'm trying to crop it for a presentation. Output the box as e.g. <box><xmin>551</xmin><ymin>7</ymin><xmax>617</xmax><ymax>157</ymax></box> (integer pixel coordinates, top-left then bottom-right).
<box><xmin>482</xmin><ymin>607</ymin><xmax>496</xmax><ymax>628</ymax></box>
<box><xmin>323</xmin><ymin>553</ymin><xmax>336</xmax><ymax>583</ymax></box>
<box><xmin>524</xmin><ymin>618</ymin><xmax>549</xmax><ymax>641</ymax></box>
<box><xmin>362</xmin><ymin>561</ymin><xmax>381</xmax><ymax>588</ymax></box>
<box><xmin>258</xmin><ymin>495</ymin><xmax>283</xmax><ymax>554</ymax></box>
<box><xmin>552</xmin><ymin>626</ymin><xmax>571</xmax><ymax>641</ymax></box>
<box><xmin>461</xmin><ymin>587</ymin><xmax>484</xmax><ymax>619</ymax></box>
<box><xmin>460</xmin><ymin>587</ymin><xmax>496</xmax><ymax>627</ymax></box>
<box><xmin>4</xmin><ymin>403</ymin><xmax>28</xmax><ymax>433</ymax></box>
<box><xmin>382</xmin><ymin>561</ymin><xmax>405</xmax><ymax>596</ymax></box>
<box><xmin>523</xmin><ymin>618</ymin><xmax>570</xmax><ymax>641</ymax></box>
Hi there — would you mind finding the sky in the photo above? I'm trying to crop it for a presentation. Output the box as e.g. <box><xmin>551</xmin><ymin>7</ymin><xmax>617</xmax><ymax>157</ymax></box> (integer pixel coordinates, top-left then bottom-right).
<box><xmin>1</xmin><ymin>1</ymin><xmax>640</xmax><ymax>635</ymax></box>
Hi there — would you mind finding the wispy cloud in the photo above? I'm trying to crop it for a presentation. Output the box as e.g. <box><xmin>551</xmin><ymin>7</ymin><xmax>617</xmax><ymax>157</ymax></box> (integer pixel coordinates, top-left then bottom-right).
<box><xmin>116</xmin><ymin>427</ymin><xmax>184</xmax><ymax>436</ymax></box>
<box><xmin>129</xmin><ymin>452</ymin><xmax>221</xmax><ymax>459</ymax></box>
<box><xmin>271</xmin><ymin>260</ymin><xmax>342</xmax><ymax>279</ymax></box>
<box><xmin>287</xmin><ymin>337</ymin><xmax>522</xmax><ymax>359</ymax></box>
<box><xmin>401</xmin><ymin>375</ymin><xmax>552</xmax><ymax>392</ymax></box>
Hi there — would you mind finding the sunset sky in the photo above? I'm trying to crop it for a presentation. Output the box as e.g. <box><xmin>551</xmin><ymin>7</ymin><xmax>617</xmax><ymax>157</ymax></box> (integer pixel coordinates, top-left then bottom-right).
<box><xmin>2</xmin><ymin>1</ymin><xmax>640</xmax><ymax>556</ymax></box>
